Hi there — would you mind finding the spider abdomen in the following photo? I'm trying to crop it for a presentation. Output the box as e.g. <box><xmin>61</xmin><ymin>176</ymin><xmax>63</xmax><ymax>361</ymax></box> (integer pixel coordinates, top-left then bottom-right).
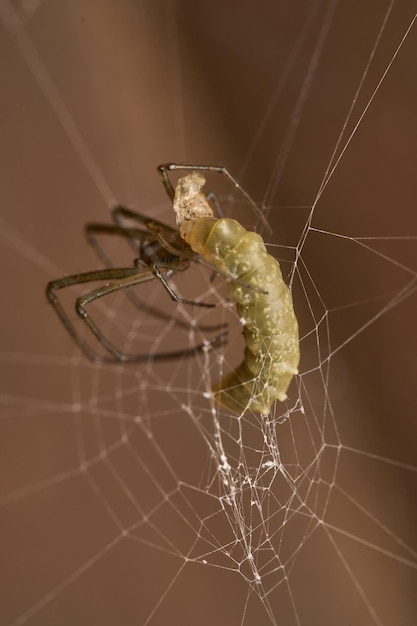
<box><xmin>180</xmin><ymin>216</ymin><xmax>300</xmax><ymax>415</ymax></box>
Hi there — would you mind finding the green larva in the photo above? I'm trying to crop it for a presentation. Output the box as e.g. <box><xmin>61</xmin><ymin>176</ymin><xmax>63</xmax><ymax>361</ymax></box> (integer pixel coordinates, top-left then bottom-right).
<box><xmin>173</xmin><ymin>172</ymin><xmax>300</xmax><ymax>415</ymax></box>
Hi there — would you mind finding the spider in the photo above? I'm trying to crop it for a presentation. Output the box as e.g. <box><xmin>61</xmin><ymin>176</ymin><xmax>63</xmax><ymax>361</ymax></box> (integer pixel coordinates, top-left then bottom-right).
<box><xmin>46</xmin><ymin>163</ymin><xmax>262</xmax><ymax>364</ymax></box>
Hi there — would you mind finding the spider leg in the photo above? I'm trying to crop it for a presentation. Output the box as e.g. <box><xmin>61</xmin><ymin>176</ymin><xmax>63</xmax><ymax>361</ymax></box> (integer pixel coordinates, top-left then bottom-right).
<box><xmin>46</xmin><ymin>267</ymin><xmax>143</xmax><ymax>362</ymax></box>
<box><xmin>158</xmin><ymin>163</ymin><xmax>271</xmax><ymax>233</ymax></box>
<box><xmin>112</xmin><ymin>205</ymin><xmax>197</xmax><ymax>263</ymax></box>
<box><xmin>152</xmin><ymin>265</ymin><xmax>214</xmax><ymax>308</ymax></box>
<box><xmin>86</xmin><ymin>218</ymin><xmax>216</xmax><ymax>310</ymax></box>
<box><xmin>113</xmin><ymin>206</ymin><xmax>198</xmax><ymax>263</ymax></box>
<box><xmin>75</xmin><ymin>270</ymin><xmax>211</xmax><ymax>362</ymax></box>
<box><xmin>47</xmin><ymin>267</ymin><xmax>227</xmax><ymax>363</ymax></box>
<box><xmin>86</xmin><ymin>222</ymin><xmax>149</xmax><ymax>264</ymax></box>
<box><xmin>158</xmin><ymin>164</ymin><xmax>176</xmax><ymax>200</ymax></box>
<box><xmin>86</xmin><ymin>218</ymin><xmax>225</xmax><ymax>330</ymax></box>
<box><xmin>111</xmin><ymin>205</ymin><xmax>175</xmax><ymax>233</ymax></box>
<box><xmin>206</xmin><ymin>190</ymin><xmax>225</xmax><ymax>218</ymax></box>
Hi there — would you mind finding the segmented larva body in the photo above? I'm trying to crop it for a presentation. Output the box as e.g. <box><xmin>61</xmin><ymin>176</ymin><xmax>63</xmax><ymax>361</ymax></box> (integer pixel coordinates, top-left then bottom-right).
<box><xmin>173</xmin><ymin>172</ymin><xmax>300</xmax><ymax>415</ymax></box>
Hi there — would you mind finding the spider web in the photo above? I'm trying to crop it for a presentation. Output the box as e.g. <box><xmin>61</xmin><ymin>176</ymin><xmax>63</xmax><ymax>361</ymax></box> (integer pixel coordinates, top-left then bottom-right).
<box><xmin>1</xmin><ymin>1</ymin><xmax>417</xmax><ymax>625</ymax></box>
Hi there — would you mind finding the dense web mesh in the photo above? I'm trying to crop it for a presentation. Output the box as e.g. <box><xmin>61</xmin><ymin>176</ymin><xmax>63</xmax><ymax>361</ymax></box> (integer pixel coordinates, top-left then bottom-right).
<box><xmin>1</xmin><ymin>2</ymin><xmax>416</xmax><ymax>625</ymax></box>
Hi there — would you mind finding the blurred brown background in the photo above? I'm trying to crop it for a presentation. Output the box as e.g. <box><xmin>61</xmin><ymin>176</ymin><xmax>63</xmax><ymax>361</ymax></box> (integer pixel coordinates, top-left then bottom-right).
<box><xmin>1</xmin><ymin>1</ymin><xmax>416</xmax><ymax>625</ymax></box>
